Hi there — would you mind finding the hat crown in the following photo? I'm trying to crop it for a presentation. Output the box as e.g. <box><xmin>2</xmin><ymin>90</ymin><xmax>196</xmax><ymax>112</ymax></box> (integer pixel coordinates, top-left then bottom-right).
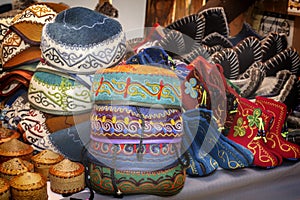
<box><xmin>45</xmin><ymin>6</ymin><xmax>123</xmax><ymax>46</ymax></box>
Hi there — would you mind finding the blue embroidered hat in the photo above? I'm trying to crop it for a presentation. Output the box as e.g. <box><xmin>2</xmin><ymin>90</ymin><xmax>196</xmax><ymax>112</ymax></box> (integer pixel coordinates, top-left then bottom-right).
<box><xmin>41</xmin><ymin>6</ymin><xmax>126</xmax><ymax>74</ymax></box>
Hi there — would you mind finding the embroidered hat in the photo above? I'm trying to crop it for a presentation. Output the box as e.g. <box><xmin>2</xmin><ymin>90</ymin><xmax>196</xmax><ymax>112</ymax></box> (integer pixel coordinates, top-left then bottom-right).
<box><xmin>198</xmin><ymin>0</ymin><xmax>257</xmax><ymax>23</ymax></box>
<box><xmin>10</xmin><ymin>2</ymin><xmax>69</xmax><ymax>45</ymax></box>
<box><xmin>41</xmin><ymin>6</ymin><xmax>126</xmax><ymax>74</ymax></box>
<box><xmin>28</xmin><ymin>70</ymin><xmax>93</xmax><ymax>115</ymax></box>
<box><xmin>0</xmin><ymin>10</ymin><xmax>20</xmax><ymax>42</ymax></box>
<box><xmin>92</xmin><ymin>64</ymin><xmax>182</xmax><ymax>108</ymax></box>
<box><xmin>1</xmin><ymin>29</ymin><xmax>41</xmax><ymax>69</ymax></box>
<box><xmin>0</xmin><ymin>69</ymin><xmax>34</xmax><ymax>98</ymax></box>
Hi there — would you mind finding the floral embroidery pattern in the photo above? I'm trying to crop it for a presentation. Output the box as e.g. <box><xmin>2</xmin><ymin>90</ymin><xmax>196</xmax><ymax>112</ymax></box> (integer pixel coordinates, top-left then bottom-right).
<box><xmin>184</xmin><ymin>78</ymin><xmax>198</xmax><ymax>99</ymax></box>
<box><xmin>247</xmin><ymin>108</ymin><xmax>263</xmax><ymax>128</ymax></box>
<box><xmin>233</xmin><ymin>117</ymin><xmax>246</xmax><ymax>137</ymax></box>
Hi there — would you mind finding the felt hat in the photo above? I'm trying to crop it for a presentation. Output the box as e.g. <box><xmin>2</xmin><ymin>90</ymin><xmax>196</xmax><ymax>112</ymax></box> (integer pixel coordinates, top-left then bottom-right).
<box><xmin>198</xmin><ymin>7</ymin><xmax>229</xmax><ymax>37</ymax></box>
<box><xmin>264</xmin><ymin>47</ymin><xmax>300</xmax><ymax>77</ymax></box>
<box><xmin>198</xmin><ymin>0</ymin><xmax>256</xmax><ymax>23</ymax></box>
<box><xmin>9</xmin><ymin>2</ymin><xmax>69</xmax><ymax>45</ymax></box>
<box><xmin>92</xmin><ymin>64</ymin><xmax>182</xmax><ymax>108</ymax></box>
<box><xmin>261</xmin><ymin>32</ymin><xmax>288</xmax><ymax>62</ymax></box>
<box><xmin>0</xmin><ymin>10</ymin><xmax>21</xmax><ymax>42</ymax></box>
<box><xmin>166</xmin><ymin>13</ymin><xmax>205</xmax><ymax>54</ymax></box>
<box><xmin>41</xmin><ymin>6</ymin><xmax>126</xmax><ymax>74</ymax></box>
<box><xmin>1</xmin><ymin>29</ymin><xmax>41</xmax><ymax>70</ymax></box>
<box><xmin>28</xmin><ymin>69</ymin><xmax>93</xmax><ymax>115</ymax></box>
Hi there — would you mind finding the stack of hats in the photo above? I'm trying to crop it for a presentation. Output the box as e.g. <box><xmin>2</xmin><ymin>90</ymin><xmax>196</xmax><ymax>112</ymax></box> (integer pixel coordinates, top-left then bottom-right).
<box><xmin>88</xmin><ymin>64</ymin><xmax>187</xmax><ymax>197</ymax></box>
<box><xmin>31</xmin><ymin>6</ymin><xmax>127</xmax><ymax>157</ymax></box>
<box><xmin>0</xmin><ymin>2</ymin><xmax>69</xmax><ymax>143</ymax></box>
<box><xmin>126</xmin><ymin>0</ymin><xmax>300</xmax><ymax>171</ymax></box>
<box><xmin>194</xmin><ymin>2</ymin><xmax>300</xmax><ymax>168</ymax></box>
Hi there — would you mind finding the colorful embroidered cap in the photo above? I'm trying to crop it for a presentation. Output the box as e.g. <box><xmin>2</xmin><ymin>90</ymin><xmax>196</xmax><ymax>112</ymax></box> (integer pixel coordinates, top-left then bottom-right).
<box><xmin>10</xmin><ymin>2</ymin><xmax>69</xmax><ymax>45</ymax></box>
<box><xmin>92</xmin><ymin>64</ymin><xmax>182</xmax><ymax>108</ymax></box>
<box><xmin>41</xmin><ymin>6</ymin><xmax>126</xmax><ymax>74</ymax></box>
<box><xmin>28</xmin><ymin>70</ymin><xmax>93</xmax><ymax>115</ymax></box>
<box><xmin>89</xmin><ymin>104</ymin><xmax>183</xmax><ymax>171</ymax></box>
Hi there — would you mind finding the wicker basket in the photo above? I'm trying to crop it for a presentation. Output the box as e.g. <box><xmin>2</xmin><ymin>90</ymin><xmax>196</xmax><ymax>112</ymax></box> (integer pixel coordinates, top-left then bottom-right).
<box><xmin>31</xmin><ymin>150</ymin><xmax>64</xmax><ymax>180</ymax></box>
<box><xmin>0</xmin><ymin>177</ymin><xmax>10</xmax><ymax>200</ymax></box>
<box><xmin>10</xmin><ymin>172</ymin><xmax>47</xmax><ymax>200</ymax></box>
<box><xmin>49</xmin><ymin>159</ymin><xmax>85</xmax><ymax>194</ymax></box>
<box><xmin>0</xmin><ymin>158</ymin><xmax>34</xmax><ymax>181</ymax></box>
<box><xmin>0</xmin><ymin>127</ymin><xmax>19</xmax><ymax>144</ymax></box>
<box><xmin>0</xmin><ymin>139</ymin><xmax>33</xmax><ymax>163</ymax></box>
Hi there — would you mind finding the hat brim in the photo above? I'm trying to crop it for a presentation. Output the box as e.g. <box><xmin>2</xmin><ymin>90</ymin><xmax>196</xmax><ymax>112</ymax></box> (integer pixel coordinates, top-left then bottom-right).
<box><xmin>233</xmin><ymin>36</ymin><xmax>262</xmax><ymax>74</ymax></box>
<box><xmin>198</xmin><ymin>7</ymin><xmax>229</xmax><ymax>38</ymax></box>
<box><xmin>166</xmin><ymin>13</ymin><xmax>205</xmax><ymax>53</ymax></box>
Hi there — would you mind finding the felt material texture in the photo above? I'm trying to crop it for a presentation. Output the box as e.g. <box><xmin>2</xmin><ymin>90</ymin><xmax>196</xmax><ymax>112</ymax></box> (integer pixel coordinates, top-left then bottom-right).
<box><xmin>261</xmin><ymin>32</ymin><xmax>288</xmax><ymax>62</ymax></box>
<box><xmin>41</xmin><ymin>6</ymin><xmax>126</xmax><ymax>74</ymax></box>
<box><xmin>87</xmin><ymin>154</ymin><xmax>186</xmax><ymax>196</ymax></box>
<box><xmin>255</xmin><ymin>96</ymin><xmax>300</xmax><ymax>160</ymax></box>
<box><xmin>92</xmin><ymin>64</ymin><xmax>181</xmax><ymax>108</ymax></box>
<box><xmin>10</xmin><ymin>2</ymin><xmax>69</xmax><ymax>45</ymax></box>
<box><xmin>198</xmin><ymin>7</ymin><xmax>229</xmax><ymax>38</ymax></box>
<box><xmin>233</xmin><ymin>36</ymin><xmax>262</xmax><ymax>74</ymax></box>
<box><xmin>166</xmin><ymin>13</ymin><xmax>205</xmax><ymax>53</ymax></box>
<box><xmin>212</xmin><ymin>47</ymin><xmax>240</xmax><ymax>79</ymax></box>
<box><xmin>227</xmin><ymin>97</ymin><xmax>282</xmax><ymax>168</ymax></box>
<box><xmin>126</xmin><ymin>46</ymin><xmax>175</xmax><ymax>70</ymax></box>
<box><xmin>89</xmin><ymin>104</ymin><xmax>183</xmax><ymax>171</ymax></box>
<box><xmin>1</xmin><ymin>30</ymin><xmax>41</xmax><ymax>70</ymax></box>
<box><xmin>32</xmin><ymin>121</ymin><xmax>90</xmax><ymax>162</ymax></box>
<box><xmin>264</xmin><ymin>47</ymin><xmax>300</xmax><ymax>77</ymax></box>
<box><xmin>183</xmin><ymin>108</ymin><xmax>253</xmax><ymax>170</ymax></box>
<box><xmin>182</xmin><ymin>114</ymin><xmax>219</xmax><ymax>177</ymax></box>
<box><xmin>28</xmin><ymin>71</ymin><xmax>92</xmax><ymax>115</ymax></box>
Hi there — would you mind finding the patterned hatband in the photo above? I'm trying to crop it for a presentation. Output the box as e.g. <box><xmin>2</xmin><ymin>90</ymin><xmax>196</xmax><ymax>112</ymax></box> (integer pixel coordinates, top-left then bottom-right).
<box><xmin>88</xmin><ymin>157</ymin><xmax>186</xmax><ymax>196</ymax></box>
<box><xmin>28</xmin><ymin>70</ymin><xmax>92</xmax><ymax>115</ymax></box>
<box><xmin>90</xmin><ymin>104</ymin><xmax>183</xmax><ymax>141</ymax></box>
<box><xmin>1</xmin><ymin>30</ymin><xmax>40</xmax><ymax>70</ymax></box>
<box><xmin>92</xmin><ymin>64</ymin><xmax>182</xmax><ymax>108</ymax></box>
<box><xmin>89</xmin><ymin>141</ymin><xmax>181</xmax><ymax>171</ymax></box>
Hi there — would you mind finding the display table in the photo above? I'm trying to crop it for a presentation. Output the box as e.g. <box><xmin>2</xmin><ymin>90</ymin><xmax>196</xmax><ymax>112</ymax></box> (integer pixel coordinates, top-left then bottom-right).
<box><xmin>48</xmin><ymin>160</ymin><xmax>300</xmax><ymax>200</ymax></box>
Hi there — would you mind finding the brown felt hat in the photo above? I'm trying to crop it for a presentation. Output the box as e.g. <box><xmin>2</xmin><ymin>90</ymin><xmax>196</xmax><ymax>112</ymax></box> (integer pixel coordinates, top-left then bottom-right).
<box><xmin>198</xmin><ymin>0</ymin><xmax>256</xmax><ymax>23</ymax></box>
